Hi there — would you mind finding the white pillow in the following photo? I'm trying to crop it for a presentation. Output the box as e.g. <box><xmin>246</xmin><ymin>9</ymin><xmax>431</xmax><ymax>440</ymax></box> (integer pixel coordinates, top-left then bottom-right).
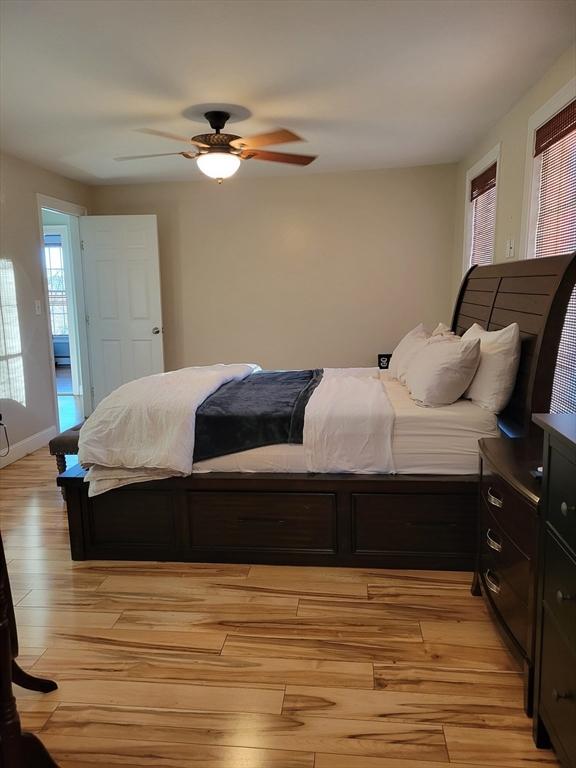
<box><xmin>406</xmin><ymin>338</ymin><xmax>481</xmax><ymax>407</ymax></box>
<box><xmin>388</xmin><ymin>324</ymin><xmax>429</xmax><ymax>382</ymax></box>
<box><xmin>462</xmin><ymin>322</ymin><xmax>521</xmax><ymax>412</ymax></box>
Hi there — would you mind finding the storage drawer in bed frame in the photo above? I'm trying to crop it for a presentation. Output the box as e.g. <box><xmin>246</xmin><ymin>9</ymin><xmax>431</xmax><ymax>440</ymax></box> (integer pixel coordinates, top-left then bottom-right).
<box><xmin>188</xmin><ymin>492</ymin><xmax>337</xmax><ymax>553</ymax></box>
<box><xmin>352</xmin><ymin>493</ymin><xmax>476</xmax><ymax>557</ymax></box>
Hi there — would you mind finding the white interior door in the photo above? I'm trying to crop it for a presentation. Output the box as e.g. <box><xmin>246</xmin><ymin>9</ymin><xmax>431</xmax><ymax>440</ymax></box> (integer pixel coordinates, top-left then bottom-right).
<box><xmin>80</xmin><ymin>215</ymin><xmax>164</xmax><ymax>407</ymax></box>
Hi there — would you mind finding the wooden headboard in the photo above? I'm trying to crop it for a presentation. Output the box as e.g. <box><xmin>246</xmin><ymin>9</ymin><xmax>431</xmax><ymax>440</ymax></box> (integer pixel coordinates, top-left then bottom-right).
<box><xmin>451</xmin><ymin>253</ymin><xmax>576</xmax><ymax>437</ymax></box>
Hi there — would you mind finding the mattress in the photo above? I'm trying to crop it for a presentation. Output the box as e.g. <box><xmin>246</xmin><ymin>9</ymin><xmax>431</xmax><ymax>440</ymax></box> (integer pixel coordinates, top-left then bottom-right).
<box><xmin>193</xmin><ymin>370</ymin><xmax>499</xmax><ymax>475</ymax></box>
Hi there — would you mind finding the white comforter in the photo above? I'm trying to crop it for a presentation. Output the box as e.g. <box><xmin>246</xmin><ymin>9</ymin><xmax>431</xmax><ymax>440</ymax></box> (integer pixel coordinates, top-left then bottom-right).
<box><xmin>80</xmin><ymin>365</ymin><xmax>396</xmax><ymax>495</ymax></box>
<box><xmin>79</xmin><ymin>364</ymin><xmax>259</xmax><ymax>496</ymax></box>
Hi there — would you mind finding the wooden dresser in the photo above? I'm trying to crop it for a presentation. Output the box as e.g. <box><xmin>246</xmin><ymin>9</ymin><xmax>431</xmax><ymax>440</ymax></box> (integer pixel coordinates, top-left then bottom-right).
<box><xmin>473</xmin><ymin>437</ymin><xmax>542</xmax><ymax>714</ymax></box>
<box><xmin>532</xmin><ymin>414</ymin><xmax>576</xmax><ymax>768</ymax></box>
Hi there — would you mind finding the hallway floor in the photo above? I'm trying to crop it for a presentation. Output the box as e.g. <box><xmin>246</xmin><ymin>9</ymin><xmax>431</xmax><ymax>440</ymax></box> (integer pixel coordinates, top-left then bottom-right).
<box><xmin>55</xmin><ymin>366</ymin><xmax>83</xmax><ymax>431</ymax></box>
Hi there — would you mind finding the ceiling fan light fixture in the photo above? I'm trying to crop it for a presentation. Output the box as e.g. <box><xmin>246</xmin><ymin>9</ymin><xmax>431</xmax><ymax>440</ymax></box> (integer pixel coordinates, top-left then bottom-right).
<box><xmin>196</xmin><ymin>151</ymin><xmax>241</xmax><ymax>182</ymax></box>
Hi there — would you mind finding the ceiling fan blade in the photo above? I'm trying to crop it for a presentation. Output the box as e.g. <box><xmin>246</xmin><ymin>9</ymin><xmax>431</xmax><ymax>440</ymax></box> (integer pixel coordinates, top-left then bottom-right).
<box><xmin>136</xmin><ymin>128</ymin><xmax>209</xmax><ymax>148</ymax></box>
<box><xmin>114</xmin><ymin>151</ymin><xmax>197</xmax><ymax>161</ymax></box>
<box><xmin>241</xmin><ymin>149</ymin><xmax>316</xmax><ymax>166</ymax></box>
<box><xmin>230</xmin><ymin>128</ymin><xmax>303</xmax><ymax>149</ymax></box>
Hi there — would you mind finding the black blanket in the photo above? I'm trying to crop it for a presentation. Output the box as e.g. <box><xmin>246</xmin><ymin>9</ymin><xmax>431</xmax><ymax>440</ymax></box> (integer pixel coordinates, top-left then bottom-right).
<box><xmin>193</xmin><ymin>369</ymin><xmax>323</xmax><ymax>462</ymax></box>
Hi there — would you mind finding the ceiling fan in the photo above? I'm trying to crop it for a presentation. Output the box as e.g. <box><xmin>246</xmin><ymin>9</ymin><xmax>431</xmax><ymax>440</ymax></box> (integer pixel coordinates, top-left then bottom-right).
<box><xmin>116</xmin><ymin>111</ymin><xmax>317</xmax><ymax>183</ymax></box>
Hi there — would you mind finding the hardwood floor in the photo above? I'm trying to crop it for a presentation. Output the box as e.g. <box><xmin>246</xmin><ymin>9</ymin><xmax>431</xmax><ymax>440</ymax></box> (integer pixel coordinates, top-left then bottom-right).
<box><xmin>0</xmin><ymin>448</ymin><xmax>559</xmax><ymax>767</ymax></box>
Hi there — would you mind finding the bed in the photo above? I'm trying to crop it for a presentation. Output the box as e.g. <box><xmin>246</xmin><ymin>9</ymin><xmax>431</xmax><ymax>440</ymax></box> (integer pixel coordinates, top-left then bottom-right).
<box><xmin>60</xmin><ymin>253</ymin><xmax>576</xmax><ymax>569</ymax></box>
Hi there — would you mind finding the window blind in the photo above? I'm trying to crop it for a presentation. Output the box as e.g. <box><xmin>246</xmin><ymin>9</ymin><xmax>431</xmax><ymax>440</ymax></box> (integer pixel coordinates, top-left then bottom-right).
<box><xmin>533</xmin><ymin>101</ymin><xmax>576</xmax><ymax>414</ymax></box>
<box><xmin>470</xmin><ymin>163</ymin><xmax>497</xmax><ymax>267</ymax></box>
<box><xmin>470</xmin><ymin>162</ymin><xmax>497</xmax><ymax>200</ymax></box>
<box><xmin>534</xmin><ymin>123</ymin><xmax>576</xmax><ymax>259</ymax></box>
<box><xmin>534</xmin><ymin>99</ymin><xmax>576</xmax><ymax>157</ymax></box>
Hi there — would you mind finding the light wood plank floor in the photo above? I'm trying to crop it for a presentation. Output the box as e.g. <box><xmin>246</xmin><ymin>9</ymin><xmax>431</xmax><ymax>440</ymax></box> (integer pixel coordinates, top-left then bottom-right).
<box><xmin>0</xmin><ymin>448</ymin><xmax>559</xmax><ymax>767</ymax></box>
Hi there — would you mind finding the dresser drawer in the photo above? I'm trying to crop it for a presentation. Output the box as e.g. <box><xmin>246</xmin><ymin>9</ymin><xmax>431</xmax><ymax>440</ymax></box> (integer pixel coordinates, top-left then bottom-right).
<box><xmin>480</xmin><ymin>463</ymin><xmax>537</xmax><ymax>557</ymax></box>
<box><xmin>548</xmin><ymin>444</ymin><xmax>576</xmax><ymax>553</ymax></box>
<box><xmin>480</xmin><ymin>503</ymin><xmax>531</xmax><ymax>606</ymax></box>
<box><xmin>481</xmin><ymin>565</ymin><xmax>529</xmax><ymax>652</ymax></box>
<box><xmin>543</xmin><ymin>531</ymin><xmax>576</xmax><ymax>647</ymax></box>
<box><xmin>539</xmin><ymin>609</ymin><xmax>576</xmax><ymax>766</ymax></box>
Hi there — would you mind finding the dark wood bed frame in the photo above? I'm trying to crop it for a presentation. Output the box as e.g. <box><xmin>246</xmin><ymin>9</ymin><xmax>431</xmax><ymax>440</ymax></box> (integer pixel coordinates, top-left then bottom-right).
<box><xmin>60</xmin><ymin>254</ymin><xmax>576</xmax><ymax>570</ymax></box>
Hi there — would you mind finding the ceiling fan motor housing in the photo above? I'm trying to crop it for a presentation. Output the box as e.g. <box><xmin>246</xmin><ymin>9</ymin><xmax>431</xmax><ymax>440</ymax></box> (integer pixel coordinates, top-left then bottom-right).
<box><xmin>191</xmin><ymin>131</ymin><xmax>243</xmax><ymax>153</ymax></box>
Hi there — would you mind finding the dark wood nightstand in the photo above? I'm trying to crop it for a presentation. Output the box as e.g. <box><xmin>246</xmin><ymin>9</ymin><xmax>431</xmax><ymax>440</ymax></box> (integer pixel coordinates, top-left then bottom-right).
<box><xmin>472</xmin><ymin>437</ymin><xmax>542</xmax><ymax>714</ymax></box>
<box><xmin>532</xmin><ymin>414</ymin><xmax>576</xmax><ymax>768</ymax></box>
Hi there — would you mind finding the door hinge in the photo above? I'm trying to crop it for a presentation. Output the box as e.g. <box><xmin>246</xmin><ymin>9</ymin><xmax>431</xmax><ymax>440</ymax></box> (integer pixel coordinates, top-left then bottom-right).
<box><xmin>90</xmin><ymin>385</ymin><xmax>95</xmax><ymax>401</ymax></box>
<box><xmin>80</xmin><ymin>240</ymin><xmax>85</xmax><ymax>251</ymax></box>
<box><xmin>85</xmin><ymin>314</ymin><xmax>90</xmax><ymax>326</ymax></box>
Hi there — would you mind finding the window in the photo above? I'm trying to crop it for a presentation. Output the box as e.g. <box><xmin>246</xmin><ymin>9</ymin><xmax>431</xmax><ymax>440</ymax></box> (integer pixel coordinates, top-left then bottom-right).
<box><xmin>44</xmin><ymin>233</ymin><xmax>69</xmax><ymax>336</ymax></box>
<box><xmin>469</xmin><ymin>162</ymin><xmax>497</xmax><ymax>267</ymax></box>
<box><xmin>532</xmin><ymin>98</ymin><xmax>576</xmax><ymax>413</ymax></box>
<box><xmin>0</xmin><ymin>259</ymin><xmax>26</xmax><ymax>406</ymax></box>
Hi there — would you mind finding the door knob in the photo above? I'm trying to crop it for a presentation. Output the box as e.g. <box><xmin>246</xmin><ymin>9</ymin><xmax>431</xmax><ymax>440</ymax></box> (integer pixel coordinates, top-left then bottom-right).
<box><xmin>152</xmin><ymin>327</ymin><xmax>161</xmax><ymax>335</ymax></box>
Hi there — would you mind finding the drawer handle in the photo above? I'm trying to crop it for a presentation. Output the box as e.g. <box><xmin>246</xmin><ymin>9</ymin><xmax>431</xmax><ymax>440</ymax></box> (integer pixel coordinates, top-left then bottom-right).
<box><xmin>484</xmin><ymin>569</ymin><xmax>501</xmax><ymax>595</ymax></box>
<box><xmin>406</xmin><ymin>521</ymin><xmax>458</xmax><ymax>529</ymax></box>
<box><xmin>238</xmin><ymin>517</ymin><xmax>286</xmax><ymax>526</ymax></box>
<box><xmin>556</xmin><ymin>589</ymin><xmax>575</xmax><ymax>603</ymax></box>
<box><xmin>552</xmin><ymin>689</ymin><xmax>573</xmax><ymax>702</ymax></box>
<box><xmin>486</xmin><ymin>528</ymin><xmax>503</xmax><ymax>553</ymax></box>
<box><xmin>487</xmin><ymin>488</ymin><xmax>503</xmax><ymax>509</ymax></box>
<box><xmin>560</xmin><ymin>501</ymin><xmax>575</xmax><ymax>517</ymax></box>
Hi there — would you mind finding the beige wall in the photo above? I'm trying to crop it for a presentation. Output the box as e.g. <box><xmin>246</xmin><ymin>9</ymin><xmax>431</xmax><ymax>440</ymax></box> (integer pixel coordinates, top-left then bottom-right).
<box><xmin>92</xmin><ymin>164</ymin><xmax>458</xmax><ymax>371</ymax></box>
<box><xmin>0</xmin><ymin>152</ymin><xmax>91</xmax><ymax>448</ymax></box>
<box><xmin>452</xmin><ymin>45</ymin><xmax>576</xmax><ymax>296</ymax></box>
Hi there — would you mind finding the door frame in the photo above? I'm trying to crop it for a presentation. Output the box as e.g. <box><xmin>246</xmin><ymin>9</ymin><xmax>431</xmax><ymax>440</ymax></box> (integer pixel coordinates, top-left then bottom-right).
<box><xmin>36</xmin><ymin>194</ymin><xmax>92</xmax><ymax>431</ymax></box>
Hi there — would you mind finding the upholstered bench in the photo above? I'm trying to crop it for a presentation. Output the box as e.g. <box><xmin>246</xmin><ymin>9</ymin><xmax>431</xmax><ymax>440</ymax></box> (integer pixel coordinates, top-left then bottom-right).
<box><xmin>48</xmin><ymin>422</ymin><xmax>83</xmax><ymax>475</ymax></box>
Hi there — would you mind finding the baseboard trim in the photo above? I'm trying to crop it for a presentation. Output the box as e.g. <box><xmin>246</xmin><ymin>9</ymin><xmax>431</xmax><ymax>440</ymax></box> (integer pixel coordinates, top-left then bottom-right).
<box><xmin>0</xmin><ymin>425</ymin><xmax>58</xmax><ymax>469</ymax></box>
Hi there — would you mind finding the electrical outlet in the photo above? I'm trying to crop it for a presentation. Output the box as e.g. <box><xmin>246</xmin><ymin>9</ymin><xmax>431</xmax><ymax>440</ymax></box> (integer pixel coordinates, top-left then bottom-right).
<box><xmin>34</xmin><ymin>299</ymin><xmax>42</xmax><ymax>315</ymax></box>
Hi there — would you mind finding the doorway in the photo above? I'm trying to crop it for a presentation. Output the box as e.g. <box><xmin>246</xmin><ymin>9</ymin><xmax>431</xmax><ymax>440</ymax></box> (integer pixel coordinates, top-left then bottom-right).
<box><xmin>37</xmin><ymin>201</ymin><xmax>163</xmax><ymax>437</ymax></box>
<box><xmin>42</xmin><ymin>209</ymin><xmax>84</xmax><ymax>430</ymax></box>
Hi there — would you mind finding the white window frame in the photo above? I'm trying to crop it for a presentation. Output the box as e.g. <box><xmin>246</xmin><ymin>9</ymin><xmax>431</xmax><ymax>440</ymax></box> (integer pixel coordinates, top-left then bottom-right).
<box><xmin>462</xmin><ymin>143</ymin><xmax>501</xmax><ymax>275</ymax></box>
<box><xmin>519</xmin><ymin>77</ymin><xmax>576</xmax><ymax>260</ymax></box>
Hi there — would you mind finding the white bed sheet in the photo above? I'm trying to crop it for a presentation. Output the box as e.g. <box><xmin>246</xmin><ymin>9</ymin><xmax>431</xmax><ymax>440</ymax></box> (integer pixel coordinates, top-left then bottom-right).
<box><xmin>193</xmin><ymin>369</ymin><xmax>499</xmax><ymax>475</ymax></box>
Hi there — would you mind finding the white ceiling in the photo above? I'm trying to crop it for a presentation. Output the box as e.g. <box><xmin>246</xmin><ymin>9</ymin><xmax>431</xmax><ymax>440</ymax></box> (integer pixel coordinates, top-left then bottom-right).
<box><xmin>1</xmin><ymin>0</ymin><xmax>574</xmax><ymax>185</ymax></box>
